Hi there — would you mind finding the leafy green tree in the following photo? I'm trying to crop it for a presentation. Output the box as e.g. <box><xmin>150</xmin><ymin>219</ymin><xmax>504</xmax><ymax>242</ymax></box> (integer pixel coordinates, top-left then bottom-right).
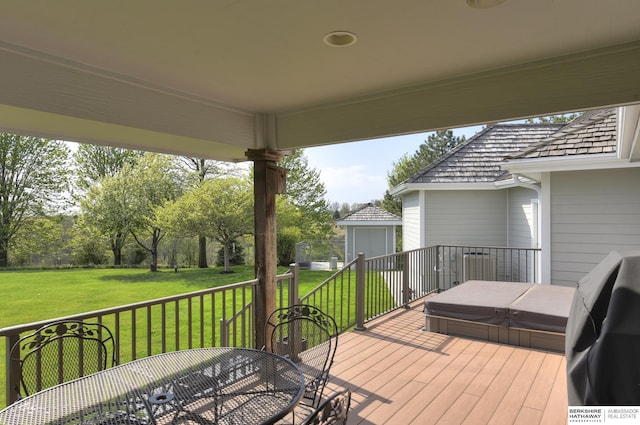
<box><xmin>74</xmin><ymin>145</ymin><xmax>142</xmax><ymax>264</ymax></box>
<box><xmin>0</xmin><ymin>134</ymin><xmax>70</xmax><ymax>267</ymax></box>
<box><xmin>278</xmin><ymin>150</ymin><xmax>332</xmax><ymax>240</ymax></box>
<box><xmin>83</xmin><ymin>153</ymin><xmax>181</xmax><ymax>271</ymax></box>
<box><xmin>275</xmin><ymin>196</ymin><xmax>303</xmax><ymax>266</ymax></box>
<box><xmin>125</xmin><ymin>153</ymin><xmax>183</xmax><ymax>272</ymax></box>
<box><xmin>215</xmin><ymin>239</ymin><xmax>245</xmax><ymax>267</ymax></box>
<box><xmin>68</xmin><ymin>217</ymin><xmax>109</xmax><ymax>266</ymax></box>
<box><xmin>525</xmin><ymin>113</ymin><xmax>581</xmax><ymax>124</ymax></box>
<box><xmin>81</xmin><ymin>173</ymin><xmax>136</xmax><ymax>266</ymax></box>
<box><xmin>159</xmin><ymin>176</ymin><xmax>253</xmax><ymax>272</ymax></box>
<box><xmin>73</xmin><ymin>144</ymin><xmax>143</xmax><ymax>192</ymax></box>
<box><xmin>179</xmin><ymin>157</ymin><xmax>242</xmax><ymax>268</ymax></box>
<box><xmin>339</xmin><ymin>203</ymin><xmax>351</xmax><ymax>217</ymax></box>
<box><xmin>10</xmin><ymin>215</ymin><xmax>73</xmax><ymax>266</ymax></box>
<box><xmin>382</xmin><ymin>129</ymin><xmax>466</xmax><ymax>216</ymax></box>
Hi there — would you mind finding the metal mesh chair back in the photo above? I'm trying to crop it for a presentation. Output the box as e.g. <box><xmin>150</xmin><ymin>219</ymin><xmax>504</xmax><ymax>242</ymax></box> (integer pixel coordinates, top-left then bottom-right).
<box><xmin>10</xmin><ymin>320</ymin><xmax>116</xmax><ymax>398</ymax></box>
<box><xmin>302</xmin><ymin>388</ymin><xmax>351</xmax><ymax>425</ymax></box>
<box><xmin>267</xmin><ymin>304</ymin><xmax>338</xmax><ymax>408</ymax></box>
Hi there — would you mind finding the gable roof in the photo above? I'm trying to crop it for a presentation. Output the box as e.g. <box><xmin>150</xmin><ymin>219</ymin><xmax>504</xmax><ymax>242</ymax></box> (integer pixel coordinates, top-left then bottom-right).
<box><xmin>506</xmin><ymin>108</ymin><xmax>617</xmax><ymax>160</ymax></box>
<box><xmin>406</xmin><ymin>124</ymin><xmax>563</xmax><ymax>184</ymax></box>
<box><xmin>336</xmin><ymin>204</ymin><xmax>401</xmax><ymax>226</ymax></box>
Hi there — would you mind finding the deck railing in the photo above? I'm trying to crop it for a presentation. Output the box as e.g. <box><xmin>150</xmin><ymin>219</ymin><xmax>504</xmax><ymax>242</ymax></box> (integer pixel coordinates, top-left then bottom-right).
<box><xmin>0</xmin><ymin>277</ymin><xmax>270</xmax><ymax>405</ymax></box>
<box><xmin>300</xmin><ymin>245</ymin><xmax>540</xmax><ymax>332</ymax></box>
<box><xmin>0</xmin><ymin>245</ymin><xmax>539</xmax><ymax>406</ymax></box>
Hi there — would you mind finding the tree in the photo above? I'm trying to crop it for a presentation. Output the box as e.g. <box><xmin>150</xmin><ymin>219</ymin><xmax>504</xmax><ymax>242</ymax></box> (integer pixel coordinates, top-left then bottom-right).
<box><xmin>179</xmin><ymin>157</ymin><xmax>242</xmax><ymax>268</ymax></box>
<box><xmin>125</xmin><ymin>153</ymin><xmax>183</xmax><ymax>272</ymax></box>
<box><xmin>339</xmin><ymin>202</ymin><xmax>351</xmax><ymax>217</ymax></box>
<box><xmin>278</xmin><ymin>150</ymin><xmax>332</xmax><ymax>240</ymax></box>
<box><xmin>525</xmin><ymin>113</ymin><xmax>581</xmax><ymax>124</ymax></box>
<box><xmin>215</xmin><ymin>239</ymin><xmax>245</xmax><ymax>267</ymax></box>
<box><xmin>68</xmin><ymin>216</ymin><xmax>109</xmax><ymax>266</ymax></box>
<box><xmin>159</xmin><ymin>176</ymin><xmax>253</xmax><ymax>272</ymax></box>
<box><xmin>74</xmin><ymin>145</ymin><xmax>143</xmax><ymax>265</ymax></box>
<box><xmin>11</xmin><ymin>215</ymin><xmax>73</xmax><ymax>266</ymax></box>
<box><xmin>275</xmin><ymin>196</ymin><xmax>303</xmax><ymax>266</ymax></box>
<box><xmin>73</xmin><ymin>144</ymin><xmax>143</xmax><ymax>192</ymax></box>
<box><xmin>81</xmin><ymin>172</ymin><xmax>136</xmax><ymax>266</ymax></box>
<box><xmin>0</xmin><ymin>134</ymin><xmax>70</xmax><ymax>267</ymax></box>
<box><xmin>382</xmin><ymin>129</ymin><xmax>466</xmax><ymax>216</ymax></box>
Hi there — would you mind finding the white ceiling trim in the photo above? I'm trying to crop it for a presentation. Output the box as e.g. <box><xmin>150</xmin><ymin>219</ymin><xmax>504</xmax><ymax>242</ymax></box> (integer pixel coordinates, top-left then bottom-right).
<box><xmin>275</xmin><ymin>41</ymin><xmax>640</xmax><ymax>150</ymax></box>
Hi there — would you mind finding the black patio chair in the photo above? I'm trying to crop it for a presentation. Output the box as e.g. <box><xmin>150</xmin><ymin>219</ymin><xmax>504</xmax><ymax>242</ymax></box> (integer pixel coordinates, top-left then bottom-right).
<box><xmin>266</xmin><ymin>304</ymin><xmax>338</xmax><ymax>408</ymax></box>
<box><xmin>302</xmin><ymin>388</ymin><xmax>351</xmax><ymax>425</ymax></box>
<box><xmin>276</xmin><ymin>387</ymin><xmax>352</xmax><ymax>425</ymax></box>
<box><xmin>9</xmin><ymin>320</ymin><xmax>116</xmax><ymax>399</ymax></box>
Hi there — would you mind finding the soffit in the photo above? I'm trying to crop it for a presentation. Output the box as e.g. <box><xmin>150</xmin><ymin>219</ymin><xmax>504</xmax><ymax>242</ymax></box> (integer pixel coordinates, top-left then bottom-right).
<box><xmin>0</xmin><ymin>1</ymin><xmax>639</xmax><ymax>161</ymax></box>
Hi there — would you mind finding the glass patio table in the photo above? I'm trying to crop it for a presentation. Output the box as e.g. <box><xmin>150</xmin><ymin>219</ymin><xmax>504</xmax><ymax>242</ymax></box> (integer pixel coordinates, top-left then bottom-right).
<box><xmin>0</xmin><ymin>347</ymin><xmax>305</xmax><ymax>424</ymax></box>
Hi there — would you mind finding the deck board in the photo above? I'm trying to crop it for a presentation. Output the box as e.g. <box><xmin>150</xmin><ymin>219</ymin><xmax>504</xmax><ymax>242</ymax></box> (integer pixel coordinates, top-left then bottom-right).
<box><xmin>324</xmin><ymin>300</ymin><xmax>568</xmax><ymax>425</ymax></box>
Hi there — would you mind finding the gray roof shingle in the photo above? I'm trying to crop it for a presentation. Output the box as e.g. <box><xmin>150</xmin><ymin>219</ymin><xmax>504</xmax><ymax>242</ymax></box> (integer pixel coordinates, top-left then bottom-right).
<box><xmin>338</xmin><ymin>204</ymin><xmax>401</xmax><ymax>222</ymax></box>
<box><xmin>506</xmin><ymin>108</ymin><xmax>617</xmax><ymax>160</ymax></box>
<box><xmin>407</xmin><ymin>124</ymin><xmax>563</xmax><ymax>184</ymax></box>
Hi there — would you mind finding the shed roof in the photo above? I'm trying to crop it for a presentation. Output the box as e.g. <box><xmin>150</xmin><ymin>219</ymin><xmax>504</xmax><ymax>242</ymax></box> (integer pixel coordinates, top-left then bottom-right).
<box><xmin>406</xmin><ymin>124</ymin><xmax>562</xmax><ymax>184</ymax></box>
<box><xmin>336</xmin><ymin>204</ymin><xmax>401</xmax><ymax>226</ymax></box>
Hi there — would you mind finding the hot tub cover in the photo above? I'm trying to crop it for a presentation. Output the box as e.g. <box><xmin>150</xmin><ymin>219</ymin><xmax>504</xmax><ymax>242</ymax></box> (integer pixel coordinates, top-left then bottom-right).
<box><xmin>509</xmin><ymin>284</ymin><xmax>575</xmax><ymax>333</ymax></box>
<box><xmin>424</xmin><ymin>280</ymin><xmax>533</xmax><ymax>326</ymax></box>
<box><xmin>565</xmin><ymin>250</ymin><xmax>640</xmax><ymax>406</ymax></box>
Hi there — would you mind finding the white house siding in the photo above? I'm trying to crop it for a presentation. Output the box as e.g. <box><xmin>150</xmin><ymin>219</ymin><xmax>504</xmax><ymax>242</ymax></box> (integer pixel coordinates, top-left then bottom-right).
<box><xmin>550</xmin><ymin>168</ymin><xmax>640</xmax><ymax>287</ymax></box>
<box><xmin>507</xmin><ymin>187</ymin><xmax>538</xmax><ymax>282</ymax></box>
<box><xmin>424</xmin><ymin>190</ymin><xmax>508</xmax><ymax>246</ymax></box>
<box><xmin>402</xmin><ymin>192</ymin><xmax>421</xmax><ymax>251</ymax></box>
<box><xmin>423</xmin><ymin>190</ymin><xmax>507</xmax><ymax>286</ymax></box>
<box><xmin>507</xmin><ymin>187</ymin><xmax>537</xmax><ymax>248</ymax></box>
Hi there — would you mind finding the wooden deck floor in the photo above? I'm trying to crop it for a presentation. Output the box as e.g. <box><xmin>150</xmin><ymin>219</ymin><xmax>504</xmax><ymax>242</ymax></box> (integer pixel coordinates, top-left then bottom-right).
<box><xmin>324</xmin><ymin>301</ymin><xmax>568</xmax><ymax>425</ymax></box>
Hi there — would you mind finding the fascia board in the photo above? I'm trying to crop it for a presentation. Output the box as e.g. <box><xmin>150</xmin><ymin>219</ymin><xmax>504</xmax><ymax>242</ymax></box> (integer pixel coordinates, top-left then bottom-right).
<box><xmin>391</xmin><ymin>182</ymin><xmax>502</xmax><ymax>197</ymax></box>
<box><xmin>502</xmin><ymin>153</ymin><xmax>640</xmax><ymax>174</ymax></box>
<box><xmin>336</xmin><ymin>221</ymin><xmax>402</xmax><ymax>226</ymax></box>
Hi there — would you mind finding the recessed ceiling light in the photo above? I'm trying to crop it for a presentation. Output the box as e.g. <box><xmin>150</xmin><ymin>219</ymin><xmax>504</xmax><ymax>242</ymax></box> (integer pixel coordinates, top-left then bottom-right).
<box><xmin>323</xmin><ymin>31</ymin><xmax>357</xmax><ymax>48</ymax></box>
<box><xmin>466</xmin><ymin>0</ymin><xmax>507</xmax><ymax>8</ymax></box>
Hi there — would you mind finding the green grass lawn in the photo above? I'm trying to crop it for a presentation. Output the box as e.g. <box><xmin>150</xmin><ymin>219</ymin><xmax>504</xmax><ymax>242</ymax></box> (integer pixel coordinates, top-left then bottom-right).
<box><xmin>0</xmin><ymin>266</ymin><xmax>335</xmax><ymax>328</ymax></box>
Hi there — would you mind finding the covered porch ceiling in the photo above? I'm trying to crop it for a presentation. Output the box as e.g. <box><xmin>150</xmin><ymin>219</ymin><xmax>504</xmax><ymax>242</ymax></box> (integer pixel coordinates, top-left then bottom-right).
<box><xmin>1</xmin><ymin>1</ymin><xmax>640</xmax><ymax>162</ymax></box>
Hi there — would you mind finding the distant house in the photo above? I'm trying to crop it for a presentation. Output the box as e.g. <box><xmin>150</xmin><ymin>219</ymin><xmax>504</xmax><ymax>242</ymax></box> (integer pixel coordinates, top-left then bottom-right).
<box><xmin>391</xmin><ymin>107</ymin><xmax>640</xmax><ymax>286</ymax></box>
<box><xmin>336</xmin><ymin>204</ymin><xmax>402</xmax><ymax>263</ymax></box>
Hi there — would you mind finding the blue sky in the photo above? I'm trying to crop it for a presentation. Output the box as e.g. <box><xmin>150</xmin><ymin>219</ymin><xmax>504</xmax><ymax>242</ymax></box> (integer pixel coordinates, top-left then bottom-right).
<box><xmin>304</xmin><ymin>125</ymin><xmax>484</xmax><ymax>206</ymax></box>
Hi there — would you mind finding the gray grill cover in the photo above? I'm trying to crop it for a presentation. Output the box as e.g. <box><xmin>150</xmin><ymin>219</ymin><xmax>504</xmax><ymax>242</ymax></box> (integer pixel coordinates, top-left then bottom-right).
<box><xmin>566</xmin><ymin>250</ymin><xmax>640</xmax><ymax>405</ymax></box>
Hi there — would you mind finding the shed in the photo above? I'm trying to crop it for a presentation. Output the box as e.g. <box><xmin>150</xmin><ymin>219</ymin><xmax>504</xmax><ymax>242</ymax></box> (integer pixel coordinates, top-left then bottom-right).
<box><xmin>336</xmin><ymin>204</ymin><xmax>402</xmax><ymax>263</ymax></box>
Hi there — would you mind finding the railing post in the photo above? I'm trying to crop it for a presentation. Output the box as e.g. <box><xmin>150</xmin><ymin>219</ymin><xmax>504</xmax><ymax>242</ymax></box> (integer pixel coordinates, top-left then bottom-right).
<box><xmin>289</xmin><ymin>263</ymin><xmax>300</xmax><ymax>307</ymax></box>
<box><xmin>355</xmin><ymin>253</ymin><xmax>366</xmax><ymax>331</ymax></box>
<box><xmin>6</xmin><ymin>333</ymin><xmax>19</xmax><ymax>405</ymax></box>
<box><xmin>435</xmin><ymin>245</ymin><xmax>441</xmax><ymax>292</ymax></box>
<box><xmin>219</xmin><ymin>318</ymin><xmax>228</xmax><ymax>347</ymax></box>
<box><xmin>402</xmin><ymin>252</ymin><xmax>411</xmax><ymax>308</ymax></box>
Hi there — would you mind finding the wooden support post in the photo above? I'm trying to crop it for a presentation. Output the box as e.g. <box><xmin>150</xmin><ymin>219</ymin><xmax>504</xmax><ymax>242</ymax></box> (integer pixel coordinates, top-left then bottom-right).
<box><xmin>246</xmin><ymin>149</ymin><xmax>285</xmax><ymax>350</ymax></box>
